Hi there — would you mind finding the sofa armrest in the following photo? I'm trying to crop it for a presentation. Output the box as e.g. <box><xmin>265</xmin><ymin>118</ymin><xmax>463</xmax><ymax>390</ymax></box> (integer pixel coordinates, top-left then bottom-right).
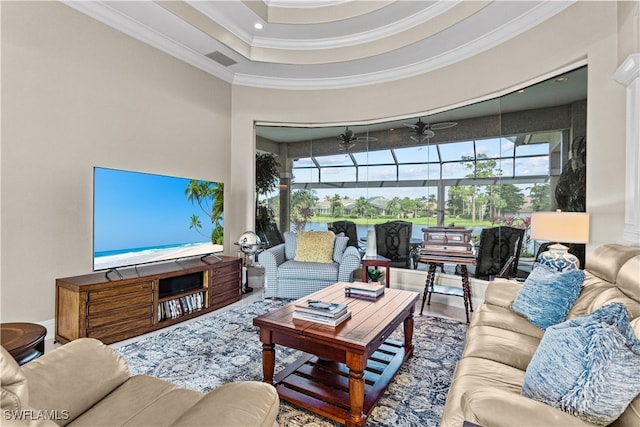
<box><xmin>21</xmin><ymin>338</ymin><xmax>129</xmax><ymax>426</ymax></box>
<box><xmin>171</xmin><ymin>382</ymin><xmax>279</xmax><ymax>427</ymax></box>
<box><xmin>258</xmin><ymin>243</ymin><xmax>286</xmax><ymax>298</ymax></box>
<box><xmin>461</xmin><ymin>387</ymin><xmax>596</xmax><ymax>427</ymax></box>
<box><xmin>338</xmin><ymin>246</ymin><xmax>362</xmax><ymax>282</ymax></box>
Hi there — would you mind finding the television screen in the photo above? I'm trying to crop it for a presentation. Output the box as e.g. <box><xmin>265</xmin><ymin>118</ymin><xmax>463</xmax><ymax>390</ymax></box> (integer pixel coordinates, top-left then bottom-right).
<box><xmin>93</xmin><ymin>167</ymin><xmax>223</xmax><ymax>271</ymax></box>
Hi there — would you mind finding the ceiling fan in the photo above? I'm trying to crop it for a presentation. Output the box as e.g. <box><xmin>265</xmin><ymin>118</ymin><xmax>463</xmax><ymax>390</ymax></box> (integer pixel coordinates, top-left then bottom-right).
<box><xmin>404</xmin><ymin>118</ymin><xmax>458</xmax><ymax>143</ymax></box>
<box><xmin>336</xmin><ymin>127</ymin><xmax>377</xmax><ymax>151</ymax></box>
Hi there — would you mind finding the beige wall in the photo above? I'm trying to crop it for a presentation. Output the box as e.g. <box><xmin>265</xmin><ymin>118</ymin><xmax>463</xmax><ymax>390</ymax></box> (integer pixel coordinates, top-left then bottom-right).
<box><xmin>0</xmin><ymin>1</ymin><xmax>636</xmax><ymax>325</ymax></box>
<box><xmin>229</xmin><ymin>0</ymin><xmax>630</xmax><ymax>255</ymax></box>
<box><xmin>1</xmin><ymin>2</ymin><xmax>232</xmax><ymax>323</ymax></box>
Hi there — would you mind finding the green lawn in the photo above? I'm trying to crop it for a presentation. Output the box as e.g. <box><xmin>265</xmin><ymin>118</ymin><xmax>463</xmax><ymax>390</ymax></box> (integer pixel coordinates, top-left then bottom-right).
<box><xmin>310</xmin><ymin>215</ymin><xmax>494</xmax><ymax>228</ymax></box>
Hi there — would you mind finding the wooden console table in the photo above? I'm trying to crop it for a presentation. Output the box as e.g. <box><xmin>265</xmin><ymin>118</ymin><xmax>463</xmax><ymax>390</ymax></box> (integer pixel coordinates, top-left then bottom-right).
<box><xmin>56</xmin><ymin>256</ymin><xmax>241</xmax><ymax>344</ymax></box>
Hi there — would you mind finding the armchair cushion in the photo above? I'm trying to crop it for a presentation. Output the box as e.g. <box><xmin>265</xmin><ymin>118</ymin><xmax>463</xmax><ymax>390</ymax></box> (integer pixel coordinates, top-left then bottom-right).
<box><xmin>294</xmin><ymin>231</ymin><xmax>334</xmax><ymax>263</ymax></box>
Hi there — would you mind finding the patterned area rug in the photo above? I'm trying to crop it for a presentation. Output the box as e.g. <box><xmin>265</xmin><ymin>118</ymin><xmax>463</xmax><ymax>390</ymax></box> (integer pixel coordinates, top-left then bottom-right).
<box><xmin>116</xmin><ymin>299</ymin><xmax>467</xmax><ymax>427</ymax></box>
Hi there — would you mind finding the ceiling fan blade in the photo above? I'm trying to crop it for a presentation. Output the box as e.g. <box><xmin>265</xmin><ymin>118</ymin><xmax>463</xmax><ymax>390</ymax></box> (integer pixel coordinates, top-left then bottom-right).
<box><xmin>430</xmin><ymin>121</ymin><xmax>458</xmax><ymax>130</ymax></box>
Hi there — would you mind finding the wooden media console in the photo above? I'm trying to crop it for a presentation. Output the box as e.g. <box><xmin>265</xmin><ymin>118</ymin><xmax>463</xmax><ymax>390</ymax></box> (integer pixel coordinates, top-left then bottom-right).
<box><xmin>55</xmin><ymin>256</ymin><xmax>241</xmax><ymax>344</ymax></box>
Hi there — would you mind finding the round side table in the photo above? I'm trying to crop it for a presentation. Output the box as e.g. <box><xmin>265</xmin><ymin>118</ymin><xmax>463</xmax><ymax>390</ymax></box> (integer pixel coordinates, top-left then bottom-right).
<box><xmin>1</xmin><ymin>322</ymin><xmax>47</xmax><ymax>365</ymax></box>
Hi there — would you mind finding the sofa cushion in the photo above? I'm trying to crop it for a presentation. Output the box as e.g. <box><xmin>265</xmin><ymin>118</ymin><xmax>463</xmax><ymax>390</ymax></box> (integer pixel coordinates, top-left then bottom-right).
<box><xmin>294</xmin><ymin>231</ymin><xmax>335</xmax><ymax>263</ymax></box>
<box><xmin>483</xmin><ymin>279</ymin><xmax>521</xmax><ymax>308</ymax></box>
<box><xmin>68</xmin><ymin>375</ymin><xmax>182</xmax><ymax>426</ymax></box>
<box><xmin>462</xmin><ymin>325</ymin><xmax>541</xmax><ymax>371</ymax></box>
<box><xmin>512</xmin><ymin>264</ymin><xmax>584</xmax><ymax>330</ymax></box>
<box><xmin>522</xmin><ymin>303</ymin><xmax>640</xmax><ymax>426</ymax></box>
<box><xmin>22</xmin><ymin>338</ymin><xmax>130</xmax><ymax>426</ymax></box>
<box><xmin>470</xmin><ymin>304</ymin><xmax>544</xmax><ymax>339</ymax></box>
<box><xmin>584</xmin><ymin>244</ymin><xmax>640</xmax><ymax>283</ymax></box>
<box><xmin>172</xmin><ymin>382</ymin><xmax>280</xmax><ymax>427</ymax></box>
<box><xmin>617</xmin><ymin>255</ymin><xmax>640</xmax><ymax>302</ymax></box>
<box><xmin>332</xmin><ymin>235</ymin><xmax>349</xmax><ymax>263</ymax></box>
<box><xmin>284</xmin><ymin>231</ymin><xmax>297</xmax><ymax>260</ymax></box>
<box><xmin>278</xmin><ymin>260</ymin><xmax>339</xmax><ymax>281</ymax></box>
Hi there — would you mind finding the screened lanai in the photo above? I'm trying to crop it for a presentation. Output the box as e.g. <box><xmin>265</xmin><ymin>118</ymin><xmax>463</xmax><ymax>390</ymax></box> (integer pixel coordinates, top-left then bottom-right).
<box><xmin>255</xmin><ymin>66</ymin><xmax>588</xmax><ymax>272</ymax></box>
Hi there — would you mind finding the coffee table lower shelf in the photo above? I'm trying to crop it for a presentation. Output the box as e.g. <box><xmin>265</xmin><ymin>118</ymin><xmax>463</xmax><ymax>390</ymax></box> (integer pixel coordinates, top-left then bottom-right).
<box><xmin>274</xmin><ymin>338</ymin><xmax>406</xmax><ymax>424</ymax></box>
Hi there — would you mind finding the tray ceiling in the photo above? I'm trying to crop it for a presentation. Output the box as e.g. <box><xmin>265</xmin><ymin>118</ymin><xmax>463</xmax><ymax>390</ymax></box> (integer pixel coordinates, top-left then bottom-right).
<box><xmin>62</xmin><ymin>0</ymin><xmax>575</xmax><ymax>90</ymax></box>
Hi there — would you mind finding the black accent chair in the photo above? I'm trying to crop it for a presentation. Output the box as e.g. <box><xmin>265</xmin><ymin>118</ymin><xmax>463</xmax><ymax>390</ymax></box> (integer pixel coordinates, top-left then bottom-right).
<box><xmin>256</xmin><ymin>219</ymin><xmax>284</xmax><ymax>249</ymax></box>
<box><xmin>374</xmin><ymin>221</ymin><xmax>413</xmax><ymax>268</ymax></box>
<box><xmin>474</xmin><ymin>226</ymin><xmax>525</xmax><ymax>280</ymax></box>
<box><xmin>328</xmin><ymin>220</ymin><xmax>360</xmax><ymax>251</ymax></box>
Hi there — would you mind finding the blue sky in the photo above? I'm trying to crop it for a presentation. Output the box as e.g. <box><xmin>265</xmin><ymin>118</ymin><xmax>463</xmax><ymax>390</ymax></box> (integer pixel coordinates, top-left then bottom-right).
<box><xmin>94</xmin><ymin>168</ymin><xmax>220</xmax><ymax>252</ymax></box>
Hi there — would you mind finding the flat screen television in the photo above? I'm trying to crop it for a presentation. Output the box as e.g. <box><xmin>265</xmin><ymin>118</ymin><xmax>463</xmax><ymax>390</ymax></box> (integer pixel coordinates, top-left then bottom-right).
<box><xmin>93</xmin><ymin>167</ymin><xmax>224</xmax><ymax>271</ymax></box>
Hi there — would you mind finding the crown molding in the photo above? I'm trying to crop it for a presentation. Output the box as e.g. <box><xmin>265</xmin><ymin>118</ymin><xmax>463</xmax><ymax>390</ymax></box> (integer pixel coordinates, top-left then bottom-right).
<box><xmin>234</xmin><ymin>1</ymin><xmax>576</xmax><ymax>90</ymax></box>
<box><xmin>61</xmin><ymin>0</ymin><xmax>575</xmax><ymax>91</ymax></box>
<box><xmin>61</xmin><ymin>1</ymin><xmax>235</xmax><ymax>83</ymax></box>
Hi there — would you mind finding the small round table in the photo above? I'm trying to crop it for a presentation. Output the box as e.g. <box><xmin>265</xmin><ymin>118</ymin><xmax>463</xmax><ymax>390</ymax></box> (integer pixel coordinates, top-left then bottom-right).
<box><xmin>1</xmin><ymin>322</ymin><xmax>47</xmax><ymax>365</ymax></box>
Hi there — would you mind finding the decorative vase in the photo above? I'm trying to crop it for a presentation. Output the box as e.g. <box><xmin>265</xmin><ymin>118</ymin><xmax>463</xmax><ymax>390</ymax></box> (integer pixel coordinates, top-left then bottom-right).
<box><xmin>365</xmin><ymin>229</ymin><xmax>377</xmax><ymax>257</ymax></box>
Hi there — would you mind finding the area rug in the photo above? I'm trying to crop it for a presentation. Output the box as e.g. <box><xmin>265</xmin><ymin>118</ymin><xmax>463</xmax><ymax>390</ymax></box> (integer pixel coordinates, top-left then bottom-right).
<box><xmin>116</xmin><ymin>299</ymin><xmax>467</xmax><ymax>427</ymax></box>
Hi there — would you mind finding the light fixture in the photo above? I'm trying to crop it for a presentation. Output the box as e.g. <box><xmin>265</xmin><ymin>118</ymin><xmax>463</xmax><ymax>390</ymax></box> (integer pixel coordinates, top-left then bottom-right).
<box><xmin>254</xmin><ymin>22</ymin><xmax>263</xmax><ymax>30</ymax></box>
<box><xmin>530</xmin><ymin>210</ymin><xmax>590</xmax><ymax>271</ymax></box>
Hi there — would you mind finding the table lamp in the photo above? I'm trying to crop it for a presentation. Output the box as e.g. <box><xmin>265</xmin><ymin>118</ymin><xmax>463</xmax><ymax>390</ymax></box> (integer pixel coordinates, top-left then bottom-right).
<box><xmin>530</xmin><ymin>210</ymin><xmax>590</xmax><ymax>271</ymax></box>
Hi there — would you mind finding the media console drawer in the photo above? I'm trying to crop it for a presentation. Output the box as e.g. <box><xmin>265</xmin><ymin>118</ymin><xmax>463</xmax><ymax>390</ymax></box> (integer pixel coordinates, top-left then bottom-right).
<box><xmin>55</xmin><ymin>256</ymin><xmax>241</xmax><ymax>345</ymax></box>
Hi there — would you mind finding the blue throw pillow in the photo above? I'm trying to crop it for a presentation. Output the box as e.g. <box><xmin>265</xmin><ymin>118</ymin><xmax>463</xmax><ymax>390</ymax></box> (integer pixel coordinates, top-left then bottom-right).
<box><xmin>522</xmin><ymin>303</ymin><xmax>640</xmax><ymax>425</ymax></box>
<box><xmin>512</xmin><ymin>264</ymin><xmax>584</xmax><ymax>330</ymax></box>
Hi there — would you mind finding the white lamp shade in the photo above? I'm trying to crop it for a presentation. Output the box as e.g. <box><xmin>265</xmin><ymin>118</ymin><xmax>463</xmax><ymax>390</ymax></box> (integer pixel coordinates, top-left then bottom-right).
<box><xmin>530</xmin><ymin>211</ymin><xmax>590</xmax><ymax>244</ymax></box>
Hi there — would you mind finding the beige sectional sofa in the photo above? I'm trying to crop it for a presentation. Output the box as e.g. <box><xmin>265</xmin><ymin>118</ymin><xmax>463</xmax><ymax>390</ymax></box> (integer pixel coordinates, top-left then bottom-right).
<box><xmin>441</xmin><ymin>243</ymin><xmax>640</xmax><ymax>427</ymax></box>
<box><xmin>1</xmin><ymin>338</ymin><xmax>279</xmax><ymax>426</ymax></box>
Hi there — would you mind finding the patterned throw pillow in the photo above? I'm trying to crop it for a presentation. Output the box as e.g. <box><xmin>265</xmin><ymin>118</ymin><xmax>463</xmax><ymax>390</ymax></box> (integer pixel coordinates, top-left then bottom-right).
<box><xmin>512</xmin><ymin>263</ymin><xmax>585</xmax><ymax>330</ymax></box>
<box><xmin>294</xmin><ymin>231</ymin><xmax>335</xmax><ymax>264</ymax></box>
<box><xmin>522</xmin><ymin>303</ymin><xmax>640</xmax><ymax>425</ymax></box>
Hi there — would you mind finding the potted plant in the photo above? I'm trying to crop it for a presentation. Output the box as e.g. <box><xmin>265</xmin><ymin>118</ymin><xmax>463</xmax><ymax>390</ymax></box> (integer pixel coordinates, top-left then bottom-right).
<box><xmin>367</xmin><ymin>268</ymin><xmax>383</xmax><ymax>283</ymax></box>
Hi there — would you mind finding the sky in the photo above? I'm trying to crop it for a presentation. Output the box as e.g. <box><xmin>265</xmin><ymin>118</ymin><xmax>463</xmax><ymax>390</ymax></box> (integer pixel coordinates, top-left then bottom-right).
<box><xmin>94</xmin><ymin>168</ymin><xmax>221</xmax><ymax>252</ymax></box>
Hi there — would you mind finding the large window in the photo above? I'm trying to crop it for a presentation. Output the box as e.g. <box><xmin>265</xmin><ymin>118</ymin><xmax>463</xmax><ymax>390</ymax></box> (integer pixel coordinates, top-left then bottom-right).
<box><xmin>256</xmin><ymin>66</ymin><xmax>587</xmax><ymax>267</ymax></box>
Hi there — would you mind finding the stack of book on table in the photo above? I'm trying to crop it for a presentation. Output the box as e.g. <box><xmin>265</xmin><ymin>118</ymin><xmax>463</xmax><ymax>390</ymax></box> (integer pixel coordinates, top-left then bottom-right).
<box><xmin>344</xmin><ymin>282</ymin><xmax>385</xmax><ymax>300</ymax></box>
<box><xmin>292</xmin><ymin>300</ymin><xmax>351</xmax><ymax>326</ymax></box>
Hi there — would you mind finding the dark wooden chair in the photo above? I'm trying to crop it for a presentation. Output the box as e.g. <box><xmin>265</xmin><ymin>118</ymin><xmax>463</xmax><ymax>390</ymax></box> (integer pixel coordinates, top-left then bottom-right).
<box><xmin>474</xmin><ymin>226</ymin><xmax>525</xmax><ymax>280</ymax></box>
<box><xmin>374</xmin><ymin>221</ymin><xmax>413</xmax><ymax>269</ymax></box>
<box><xmin>328</xmin><ymin>220</ymin><xmax>360</xmax><ymax>251</ymax></box>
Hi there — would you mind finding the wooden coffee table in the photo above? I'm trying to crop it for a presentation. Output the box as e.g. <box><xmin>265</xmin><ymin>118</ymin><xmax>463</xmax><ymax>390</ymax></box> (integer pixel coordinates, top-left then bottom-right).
<box><xmin>253</xmin><ymin>282</ymin><xmax>418</xmax><ymax>427</ymax></box>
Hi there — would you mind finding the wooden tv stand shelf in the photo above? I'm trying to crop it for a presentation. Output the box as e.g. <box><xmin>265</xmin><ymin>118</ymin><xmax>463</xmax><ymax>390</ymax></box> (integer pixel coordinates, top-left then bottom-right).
<box><xmin>55</xmin><ymin>256</ymin><xmax>241</xmax><ymax>345</ymax></box>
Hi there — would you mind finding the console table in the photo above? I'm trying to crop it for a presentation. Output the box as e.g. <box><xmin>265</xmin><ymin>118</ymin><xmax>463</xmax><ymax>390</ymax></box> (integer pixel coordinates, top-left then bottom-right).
<box><xmin>55</xmin><ymin>256</ymin><xmax>241</xmax><ymax>344</ymax></box>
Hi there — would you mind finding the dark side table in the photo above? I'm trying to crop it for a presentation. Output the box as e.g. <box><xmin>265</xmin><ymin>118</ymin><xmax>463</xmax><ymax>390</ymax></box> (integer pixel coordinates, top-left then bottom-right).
<box><xmin>1</xmin><ymin>322</ymin><xmax>47</xmax><ymax>365</ymax></box>
<box><xmin>361</xmin><ymin>254</ymin><xmax>391</xmax><ymax>287</ymax></box>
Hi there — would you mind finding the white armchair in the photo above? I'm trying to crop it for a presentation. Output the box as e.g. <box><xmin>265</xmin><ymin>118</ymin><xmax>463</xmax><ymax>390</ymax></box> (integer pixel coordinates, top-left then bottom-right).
<box><xmin>258</xmin><ymin>232</ymin><xmax>361</xmax><ymax>299</ymax></box>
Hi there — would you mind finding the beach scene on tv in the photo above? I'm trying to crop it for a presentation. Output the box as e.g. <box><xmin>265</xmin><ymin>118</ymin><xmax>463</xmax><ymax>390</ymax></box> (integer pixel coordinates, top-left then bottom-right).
<box><xmin>94</xmin><ymin>168</ymin><xmax>223</xmax><ymax>271</ymax></box>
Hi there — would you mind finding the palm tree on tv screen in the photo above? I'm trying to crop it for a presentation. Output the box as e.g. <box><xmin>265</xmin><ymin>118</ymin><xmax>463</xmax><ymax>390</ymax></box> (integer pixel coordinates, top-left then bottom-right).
<box><xmin>185</xmin><ymin>180</ymin><xmax>224</xmax><ymax>244</ymax></box>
